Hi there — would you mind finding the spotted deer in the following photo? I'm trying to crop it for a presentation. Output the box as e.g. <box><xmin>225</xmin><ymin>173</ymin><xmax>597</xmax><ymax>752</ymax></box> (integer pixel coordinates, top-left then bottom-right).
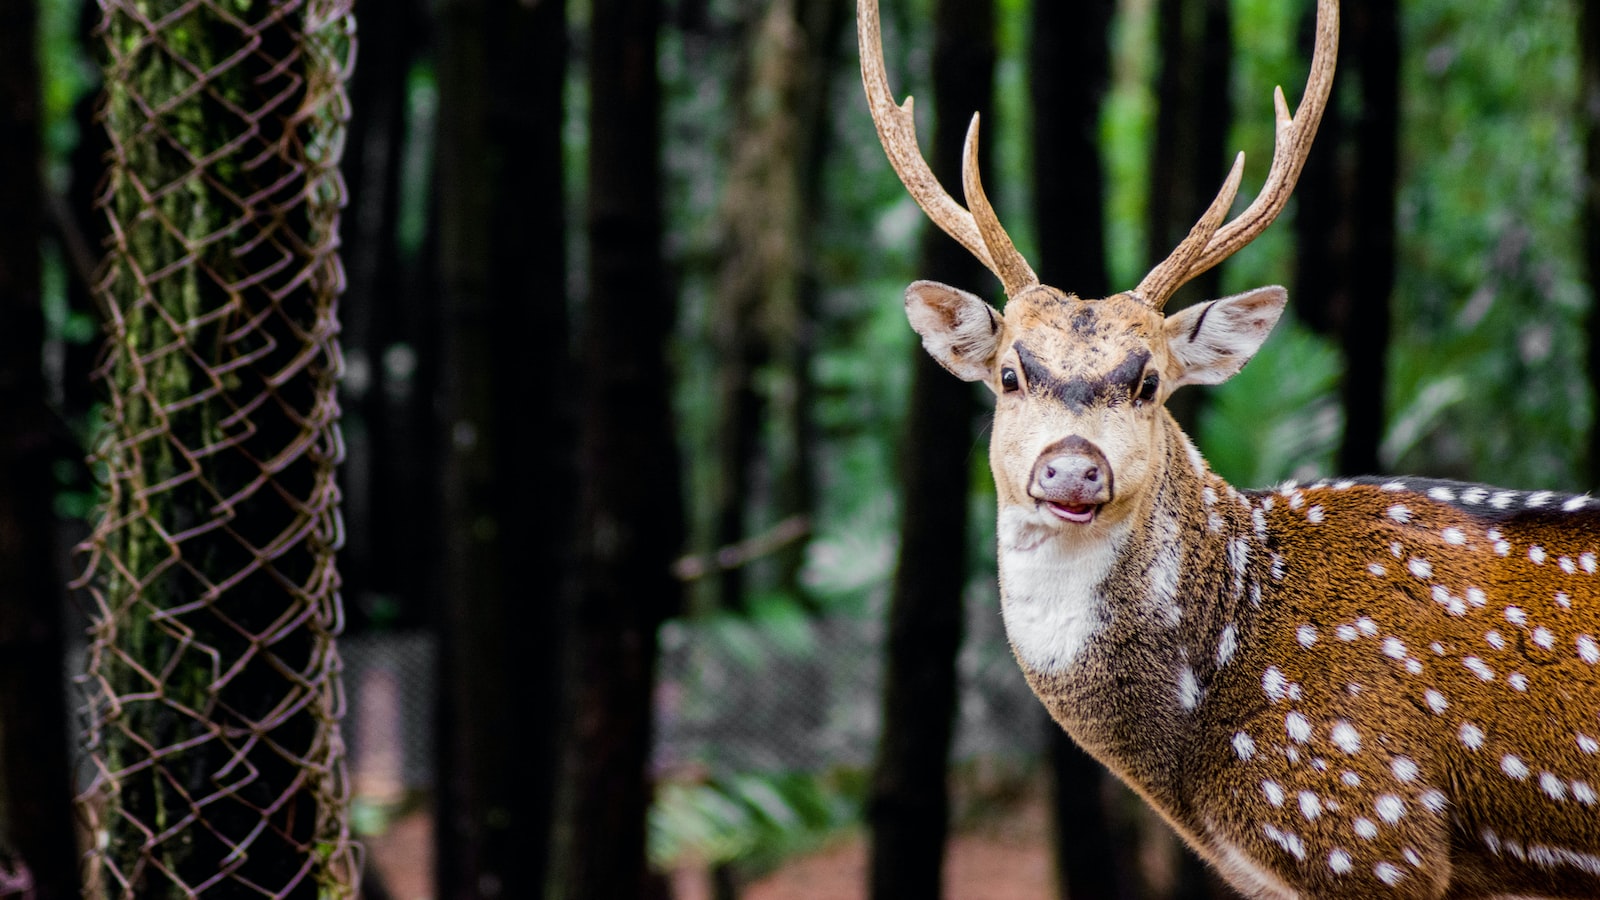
<box><xmin>859</xmin><ymin>0</ymin><xmax>1600</xmax><ymax>896</ymax></box>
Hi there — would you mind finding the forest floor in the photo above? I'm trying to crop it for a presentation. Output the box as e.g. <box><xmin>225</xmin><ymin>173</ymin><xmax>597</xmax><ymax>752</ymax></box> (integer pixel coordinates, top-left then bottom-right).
<box><xmin>362</xmin><ymin>784</ymin><xmax>1054</xmax><ymax>900</ymax></box>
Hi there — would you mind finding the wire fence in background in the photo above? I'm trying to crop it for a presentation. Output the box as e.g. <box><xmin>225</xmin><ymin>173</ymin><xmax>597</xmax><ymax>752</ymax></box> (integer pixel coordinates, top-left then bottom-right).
<box><xmin>73</xmin><ymin>2</ymin><xmax>357</xmax><ymax>896</ymax></box>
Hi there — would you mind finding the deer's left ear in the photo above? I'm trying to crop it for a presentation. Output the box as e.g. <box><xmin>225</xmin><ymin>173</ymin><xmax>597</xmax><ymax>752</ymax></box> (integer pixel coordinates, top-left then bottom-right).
<box><xmin>1163</xmin><ymin>286</ymin><xmax>1286</xmax><ymax>388</ymax></box>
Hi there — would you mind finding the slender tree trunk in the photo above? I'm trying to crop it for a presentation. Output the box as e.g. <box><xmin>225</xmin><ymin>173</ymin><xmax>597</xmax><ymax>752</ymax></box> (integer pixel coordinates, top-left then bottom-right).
<box><xmin>1293</xmin><ymin>0</ymin><xmax>1393</xmax><ymax>476</ymax></box>
<box><xmin>434</xmin><ymin>0</ymin><xmax>570</xmax><ymax>895</ymax></box>
<box><xmin>1337</xmin><ymin>0</ymin><xmax>1397</xmax><ymax>476</ymax></box>
<box><xmin>1586</xmin><ymin>0</ymin><xmax>1600</xmax><ymax>484</ymax></box>
<box><xmin>0</xmin><ymin>2</ymin><xmax>80</xmax><ymax>895</ymax></box>
<box><xmin>1148</xmin><ymin>0</ymin><xmax>1232</xmax><ymax>436</ymax></box>
<box><xmin>867</xmin><ymin>0</ymin><xmax>994</xmax><ymax>895</ymax></box>
<box><xmin>339</xmin><ymin>0</ymin><xmax>417</xmax><ymax>630</ymax></box>
<box><xmin>547</xmin><ymin>0</ymin><xmax>683</xmax><ymax>894</ymax></box>
<box><xmin>80</xmin><ymin>4</ymin><xmax>356</xmax><ymax>895</ymax></box>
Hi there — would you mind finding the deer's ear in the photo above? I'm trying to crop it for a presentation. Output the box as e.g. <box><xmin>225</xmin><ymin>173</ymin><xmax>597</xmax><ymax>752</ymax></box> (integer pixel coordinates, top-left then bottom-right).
<box><xmin>905</xmin><ymin>280</ymin><xmax>1005</xmax><ymax>384</ymax></box>
<box><xmin>1163</xmin><ymin>286</ymin><xmax>1286</xmax><ymax>388</ymax></box>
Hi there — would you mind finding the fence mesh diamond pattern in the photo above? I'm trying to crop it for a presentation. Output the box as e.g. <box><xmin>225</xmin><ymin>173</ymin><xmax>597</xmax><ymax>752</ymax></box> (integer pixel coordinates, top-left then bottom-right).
<box><xmin>74</xmin><ymin>2</ymin><xmax>358</xmax><ymax>896</ymax></box>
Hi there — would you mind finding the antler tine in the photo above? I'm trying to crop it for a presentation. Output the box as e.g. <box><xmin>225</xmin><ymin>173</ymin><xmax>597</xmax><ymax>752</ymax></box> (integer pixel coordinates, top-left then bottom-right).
<box><xmin>858</xmin><ymin>0</ymin><xmax>1035</xmax><ymax>297</ymax></box>
<box><xmin>1139</xmin><ymin>0</ymin><xmax>1340</xmax><ymax>310</ymax></box>
<box><xmin>1134</xmin><ymin>153</ymin><xmax>1245</xmax><ymax>307</ymax></box>
<box><xmin>963</xmin><ymin>115</ymin><xmax>1040</xmax><ymax>296</ymax></box>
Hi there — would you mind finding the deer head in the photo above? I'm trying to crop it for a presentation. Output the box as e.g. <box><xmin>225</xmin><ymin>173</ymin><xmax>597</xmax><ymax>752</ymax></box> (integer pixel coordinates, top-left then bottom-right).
<box><xmin>859</xmin><ymin>0</ymin><xmax>1337</xmax><ymax>542</ymax></box>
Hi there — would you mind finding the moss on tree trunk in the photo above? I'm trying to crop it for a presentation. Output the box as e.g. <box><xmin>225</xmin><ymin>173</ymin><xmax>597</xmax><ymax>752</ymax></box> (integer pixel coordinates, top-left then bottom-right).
<box><xmin>84</xmin><ymin>3</ymin><xmax>356</xmax><ymax>896</ymax></box>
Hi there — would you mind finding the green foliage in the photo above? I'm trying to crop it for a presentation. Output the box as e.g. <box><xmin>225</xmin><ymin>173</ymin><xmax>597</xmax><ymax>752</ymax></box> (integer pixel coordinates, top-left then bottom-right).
<box><xmin>649</xmin><ymin>771</ymin><xmax>860</xmax><ymax>871</ymax></box>
<box><xmin>1390</xmin><ymin>0</ymin><xmax>1586</xmax><ymax>487</ymax></box>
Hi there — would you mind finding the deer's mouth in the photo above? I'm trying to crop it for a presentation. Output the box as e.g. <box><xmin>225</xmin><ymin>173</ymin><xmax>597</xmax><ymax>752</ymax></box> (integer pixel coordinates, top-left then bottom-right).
<box><xmin>1042</xmin><ymin>500</ymin><xmax>1100</xmax><ymax>524</ymax></box>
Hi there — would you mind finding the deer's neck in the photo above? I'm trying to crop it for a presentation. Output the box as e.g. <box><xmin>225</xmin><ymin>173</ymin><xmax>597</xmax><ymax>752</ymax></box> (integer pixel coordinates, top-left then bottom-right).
<box><xmin>996</xmin><ymin>422</ymin><xmax>1257</xmax><ymax>804</ymax></box>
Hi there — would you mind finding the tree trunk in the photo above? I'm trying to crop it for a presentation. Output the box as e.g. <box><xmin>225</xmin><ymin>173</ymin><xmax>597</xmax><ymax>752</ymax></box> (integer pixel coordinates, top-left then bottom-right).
<box><xmin>867</xmin><ymin>0</ymin><xmax>994</xmax><ymax>895</ymax></box>
<box><xmin>80</xmin><ymin>4</ymin><xmax>356</xmax><ymax>896</ymax></box>
<box><xmin>1292</xmin><ymin>0</ymin><xmax>1394</xmax><ymax>476</ymax></box>
<box><xmin>1337</xmin><ymin>0</ymin><xmax>1397</xmax><ymax>476</ymax></box>
<box><xmin>1148</xmin><ymin>0</ymin><xmax>1232</xmax><ymax>435</ymax></box>
<box><xmin>0</xmin><ymin>1</ymin><xmax>81</xmax><ymax>895</ymax></box>
<box><xmin>547</xmin><ymin>0</ymin><xmax>683</xmax><ymax>894</ymax></box>
<box><xmin>1586</xmin><ymin>0</ymin><xmax>1600</xmax><ymax>484</ymax></box>
<box><xmin>434</xmin><ymin>0</ymin><xmax>570</xmax><ymax>895</ymax></box>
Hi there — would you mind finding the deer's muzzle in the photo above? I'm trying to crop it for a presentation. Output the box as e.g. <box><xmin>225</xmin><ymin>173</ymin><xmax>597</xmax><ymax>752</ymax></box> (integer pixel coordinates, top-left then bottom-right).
<box><xmin>1031</xmin><ymin>436</ymin><xmax>1114</xmax><ymax>524</ymax></box>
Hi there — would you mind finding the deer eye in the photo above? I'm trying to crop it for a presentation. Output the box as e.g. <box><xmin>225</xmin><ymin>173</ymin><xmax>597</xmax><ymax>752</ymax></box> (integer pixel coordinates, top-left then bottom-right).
<box><xmin>1000</xmin><ymin>367</ymin><xmax>1020</xmax><ymax>393</ymax></box>
<box><xmin>1135</xmin><ymin>372</ymin><xmax>1159</xmax><ymax>405</ymax></box>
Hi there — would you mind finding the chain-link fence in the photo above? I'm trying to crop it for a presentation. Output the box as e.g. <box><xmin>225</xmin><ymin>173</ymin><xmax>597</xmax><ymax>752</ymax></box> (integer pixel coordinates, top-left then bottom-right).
<box><xmin>73</xmin><ymin>2</ymin><xmax>357</xmax><ymax>896</ymax></box>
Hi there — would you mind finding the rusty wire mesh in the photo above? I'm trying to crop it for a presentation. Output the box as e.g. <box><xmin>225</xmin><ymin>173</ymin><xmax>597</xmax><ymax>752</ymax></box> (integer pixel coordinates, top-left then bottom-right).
<box><xmin>74</xmin><ymin>2</ymin><xmax>358</xmax><ymax>896</ymax></box>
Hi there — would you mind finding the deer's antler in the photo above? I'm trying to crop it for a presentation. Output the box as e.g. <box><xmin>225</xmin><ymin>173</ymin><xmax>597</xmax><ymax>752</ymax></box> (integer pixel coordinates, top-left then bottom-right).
<box><xmin>1135</xmin><ymin>0</ymin><xmax>1339</xmax><ymax>310</ymax></box>
<box><xmin>858</xmin><ymin>0</ymin><xmax>1039</xmax><ymax>298</ymax></box>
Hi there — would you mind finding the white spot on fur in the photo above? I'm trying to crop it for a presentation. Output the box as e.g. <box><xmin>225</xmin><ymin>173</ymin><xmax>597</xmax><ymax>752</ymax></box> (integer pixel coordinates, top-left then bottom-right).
<box><xmin>1366</xmin><ymin>563</ymin><xmax>1387</xmax><ymax>577</ymax></box>
<box><xmin>1262</xmin><ymin>780</ymin><xmax>1286</xmax><ymax>807</ymax></box>
<box><xmin>1299</xmin><ymin>791</ymin><xmax>1322</xmax><ymax>820</ymax></box>
<box><xmin>1337</xmin><ymin>624</ymin><xmax>1359</xmax><ymax>642</ymax></box>
<box><xmin>1353</xmin><ymin>818</ymin><xmax>1378</xmax><ymax>840</ymax></box>
<box><xmin>1541</xmin><ymin>772</ymin><xmax>1567</xmax><ymax>800</ymax></box>
<box><xmin>1505</xmin><ymin>606</ymin><xmax>1527</xmax><ymax>626</ymax></box>
<box><xmin>1534</xmin><ymin>627</ymin><xmax>1556</xmax><ymax>649</ymax></box>
<box><xmin>1578</xmin><ymin>734</ymin><xmax>1599</xmax><ymax>754</ymax></box>
<box><xmin>1329</xmin><ymin>849</ymin><xmax>1353</xmax><ymax>874</ymax></box>
<box><xmin>1375</xmin><ymin>861</ymin><xmax>1405</xmax><ymax>885</ymax></box>
<box><xmin>1583</xmin><ymin>552</ymin><xmax>1597</xmax><ymax>574</ymax></box>
<box><xmin>1357</xmin><ymin>617</ymin><xmax>1378</xmax><ymax>637</ymax></box>
<box><xmin>1389</xmin><ymin>540</ymin><xmax>1403</xmax><ymax>558</ymax></box>
<box><xmin>1177</xmin><ymin>666</ymin><xmax>1201</xmax><ymax>710</ymax></box>
<box><xmin>1381</xmin><ymin>481</ymin><xmax>1407</xmax><ymax>492</ymax></box>
<box><xmin>1485</xmin><ymin>630</ymin><xmax>1506</xmax><ymax>651</ymax></box>
<box><xmin>1342</xmin><ymin>771</ymin><xmax>1361</xmax><ymax>787</ymax></box>
<box><xmin>1466</xmin><ymin>587</ymin><xmax>1487</xmax><ymax>607</ymax></box>
<box><xmin>1528</xmin><ymin>491</ymin><xmax>1553</xmax><ymax>508</ymax></box>
<box><xmin>1428</xmin><ymin>486</ymin><xmax>1455</xmax><ymax>502</ymax></box>
<box><xmin>1262</xmin><ymin>824</ymin><xmax>1306</xmax><ymax>861</ymax></box>
<box><xmin>1233</xmin><ymin>731</ymin><xmax>1255</xmax><ymax>761</ymax></box>
<box><xmin>1376</xmin><ymin>794</ymin><xmax>1406</xmax><ymax>824</ymax></box>
<box><xmin>1460</xmin><ymin>722</ymin><xmax>1485</xmax><ymax>750</ymax></box>
<box><xmin>1462</xmin><ymin>487</ymin><xmax>1487</xmax><ymax>504</ymax></box>
<box><xmin>1558</xmin><ymin>591</ymin><xmax>1573</xmax><ymax>609</ymax></box>
<box><xmin>1463</xmin><ymin>656</ymin><xmax>1494</xmax><ymax>681</ymax></box>
<box><xmin>1442</xmin><ymin>526</ymin><xmax>1466</xmax><ymax>545</ymax></box>
<box><xmin>1491</xmin><ymin>491</ymin><xmax>1516</xmax><ymax>509</ymax></box>
<box><xmin>1286</xmin><ymin>712</ymin><xmax>1312</xmax><ymax>743</ymax></box>
<box><xmin>1579</xmin><ymin>635</ymin><xmax>1600</xmax><ymax>665</ymax></box>
<box><xmin>1501</xmin><ymin>754</ymin><xmax>1529</xmax><ymax>780</ymax></box>
<box><xmin>1431</xmin><ymin>641</ymin><xmax>1445</xmax><ymax>655</ymax></box>
<box><xmin>1228</xmin><ymin>538</ymin><xmax>1249</xmax><ymax>597</ymax></box>
<box><xmin>1405</xmin><ymin>658</ymin><xmax>1423</xmax><ymax>674</ymax></box>
<box><xmin>1420</xmin><ymin>789</ymin><xmax>1448</xmax><ymax>813</ymax></box>
<box><xmin>1383</xmin><ymin>637</ymin><xmax>1407</xmax><ymax>659</ymax></box>
<box><xmin>1297</xmin><ymin>625</ymin><xmax>1318</xmax><ymax>648</ymax></box>
<box><xmin>1508</xmin><ymin>672</ymin><xmax>1529</xmax><ymax>691</ymax></box>
<box><xmin>1424</xmin><ymin>690</ymin><xmax>1448</xmax><ymax>713</ymax></box>
<box><xmin>1330</xmin><ymin>721</ymin><xmax>1361</xmax><ymax>754</ymax></box>
<box><xmin>1495</xmin><ymin>539</ymin><xmax>1512</xmax><ymax>556</ymax></box>
<box><xmin>1407</xmin><ymin>557</ymin><xmax>1432</xmax><ymax>579</ymax></box>
<box><xmin>1575</xmin><ymin>782</ymin><xmax>1598</xmax><ymax>805</ymax></box>
<box><xmin>1561</xmin><ymin>556</ymin><xmax>1578</xmax><ymax>574</ymax></box>
<box><xmin>1391</xmin><ymin>757</ymin><xmax>1418</xmax><ymax>783</ymax></box>
<box><xmin>1565</xmin><ymin>495</ymin><xmax>1590</xmax><ymax>512</ymax></box>
<box><xmin>1217</xmin><ymin>624</ymin><xmax>1238</xmax><ymax>666</ymax></box>
<box><xmin>1263</xmin><ymin>667</ymin><xmax>1289</xmax><ymax>702</ymax></box>
<box><xmin>1307</xmin><ymin>505</ymin><xmax>1325</xmax><ymax>524</ymax></box>
<box><xmin>1530</xmin><ymin>545</ymin><xmax>1547</xmax><ymax>564</ymax></box>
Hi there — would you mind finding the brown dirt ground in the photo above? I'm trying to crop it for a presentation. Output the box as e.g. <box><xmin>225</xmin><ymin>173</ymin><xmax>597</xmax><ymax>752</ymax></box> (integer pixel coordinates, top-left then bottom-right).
<box><xmin>363</xmin><ymin>790</ymin><xmax>1053</xmax><ymax>900</ymax></box>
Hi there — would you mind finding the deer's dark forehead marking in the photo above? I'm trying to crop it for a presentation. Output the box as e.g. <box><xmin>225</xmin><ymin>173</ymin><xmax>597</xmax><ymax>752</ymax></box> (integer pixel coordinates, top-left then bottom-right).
<box><xmin>1015</xmin><ymin>342</ymin><xmax>1152</xmax><ymax>413</ymax></box>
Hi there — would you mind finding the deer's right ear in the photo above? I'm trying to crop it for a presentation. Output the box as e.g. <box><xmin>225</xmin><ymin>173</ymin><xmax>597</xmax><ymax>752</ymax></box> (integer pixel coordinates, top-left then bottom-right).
<box><xmin>904</xmin><ymin>280</ymin><xmax>1005</xmax><ymax>385</ymax></box>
